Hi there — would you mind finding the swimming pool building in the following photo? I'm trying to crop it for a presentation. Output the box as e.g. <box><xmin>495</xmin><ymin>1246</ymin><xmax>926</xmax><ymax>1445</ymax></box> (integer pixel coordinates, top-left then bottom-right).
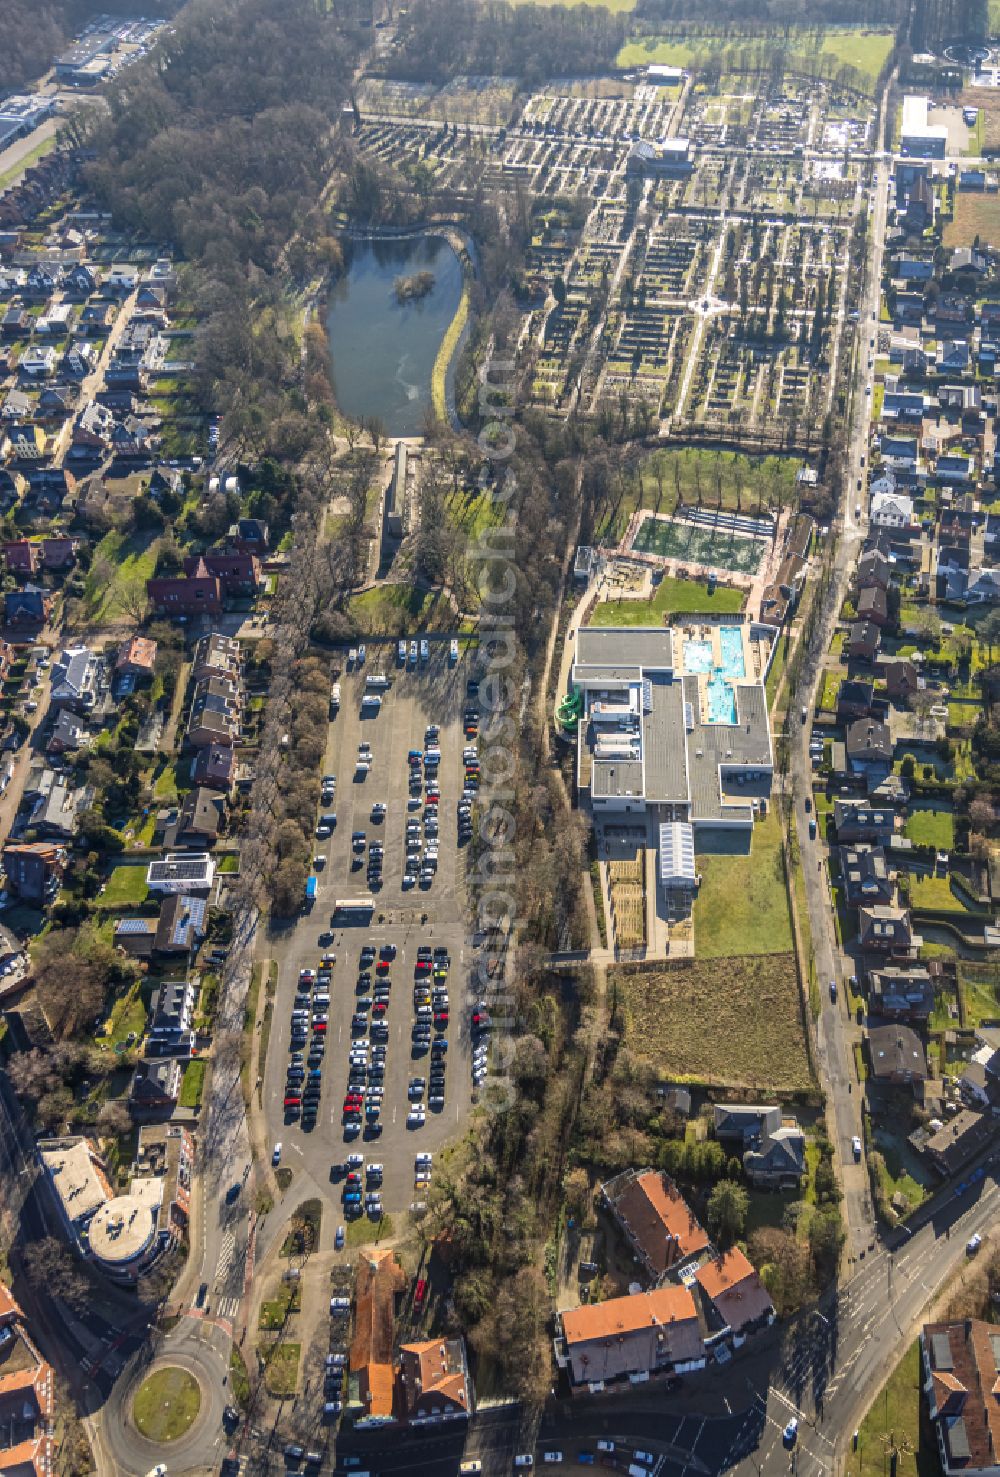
<box><xmin>570</xmin><ymin>623</ymin><xmax>773</xmax><ymax>833</ymax></box>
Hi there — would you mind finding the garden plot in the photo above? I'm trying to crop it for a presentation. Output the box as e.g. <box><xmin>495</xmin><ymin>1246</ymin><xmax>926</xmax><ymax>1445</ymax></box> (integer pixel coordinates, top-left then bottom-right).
<box><xmin>631</xmin><ymin>511</ymin><xmax>769</xmax><ymax>574</ymax></box>
<box><xmin>357</xmin><ymin>78</ymin><xmax>439</xmax><ymax>116</ymax></box>
<box><xmin>435</xmin><ymin>75</ymin><xmax>518</xmax><ymax>124</ymax></box>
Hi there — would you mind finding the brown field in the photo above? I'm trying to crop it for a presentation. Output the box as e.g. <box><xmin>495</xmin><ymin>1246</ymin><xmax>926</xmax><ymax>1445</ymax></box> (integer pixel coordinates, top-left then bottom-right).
<box><xmin>944</xmin><ymin>191</ymin><xmax>1000</xmax><ymax>249</ymax></box>
<box><xmin>612</xmin><ymin>952</ymin><xmax>814</xmax><ymax>1094</ymax></box>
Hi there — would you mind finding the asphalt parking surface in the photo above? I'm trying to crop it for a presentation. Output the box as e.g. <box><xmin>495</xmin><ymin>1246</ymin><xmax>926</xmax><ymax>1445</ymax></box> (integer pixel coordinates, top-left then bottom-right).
<box><xmin>263</xmin><ymin>644</ymin><xmax>477</xmax><ymax>1215</ymax></box>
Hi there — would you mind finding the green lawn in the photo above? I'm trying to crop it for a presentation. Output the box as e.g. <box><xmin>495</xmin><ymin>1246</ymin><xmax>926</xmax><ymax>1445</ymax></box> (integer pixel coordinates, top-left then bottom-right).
<box><xmin>348</xmin><ymin>584</ymin><xmax>432</xmax><ymax>633</ymax></box>
<box><xmin>132</xmin><ymin>1366</ymin><xmax>201</xmax><ymax>1442</ymax></box>
<box><xmin>903</xmin><ymin>806</ymin><xmax>955</xmax><ymax>850</ymax></box>
<box><xmin>0</xmin><ymin>135</ymin><xmax>57</xmax><ymax>194</ymax></box>
<box><xmin>84</xmin><ymin>529</ymin><xmax>160</xmax><ymax>626</ymax></box>
<box><xmin>100</xmin><ymin>865</ymin><xmax>150</xmax><ymax>908</ymax></box>
<box><xmin>262</xmin><ymin>1341</ymin><xmax>300</xmax><ymax>1398</ymax></box>
<box><xmin>959</xmin><ymin>964</ymin><xmax>1000</xmax><ymax>1028</ymax></box>
<box><xmin>909</xmin><ymin>874</ymin><xmax>984</xmax><ymax>915</ymax></box>
<box><xmin>616</xmin><ymin>27</ymin><xmax>893</xmax><ymax>89</ymax></box>
<box><xmin>591</xmin><ymin>575</ymin><xmax>745</xmax><ymax>626</ymax></box>
<box><xmin>694</xmin><ymin>810</ymin><xmax>793</xmax><ymax>958</ymax></box>
<box><xmin>100</xmin><ymin>984</ymin><xmax>148</xmax><ymax>1049</ymax></box>
<box><xmin>179</xmin><ymin>1059</ymin><xmax>206</xmax><ymax>1110</ymax></box>
<box><xmin>765</xmin><ymin>632</ymin><xmax>789</xmax><ymax>708</ymax></box>
<box><xmin>849</xmin><ymin>1339</ymin><xmax>942</xmax><ymax>1477</ymax></box>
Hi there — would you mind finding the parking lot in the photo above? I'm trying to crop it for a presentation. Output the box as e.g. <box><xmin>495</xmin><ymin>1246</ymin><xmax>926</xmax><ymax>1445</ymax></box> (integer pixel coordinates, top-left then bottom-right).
<box><xmin>262</xmin><ymin>639</ymin><xmax>482</xmax><ymax>1219</ymax></box>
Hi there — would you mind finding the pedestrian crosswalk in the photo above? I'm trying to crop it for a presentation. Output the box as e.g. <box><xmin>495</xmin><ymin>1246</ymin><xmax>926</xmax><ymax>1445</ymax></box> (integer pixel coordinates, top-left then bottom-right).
<box><xmin>215</xmin><ymin>1229</ymin><xmax>237</xmax><ymax>1282</ymax></box>
<box><xmin>216</xmin><ymin>1296</ymin><xmax>240</xmax><ymax>1322</ymax></box>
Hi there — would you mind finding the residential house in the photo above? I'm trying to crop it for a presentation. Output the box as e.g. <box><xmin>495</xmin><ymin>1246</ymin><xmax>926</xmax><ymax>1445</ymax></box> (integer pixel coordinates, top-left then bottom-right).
<box><xmin>129</xmin><ymin>1057</ymin><xmax>183</xmax><ymax>1115</ymax></box>
<box><xmin>859</xmin><ymin>905</ymin><xmax>915</xmax><ymax>955</ymax></box>
<box><xmin>936</xmin><ymin>339</ymin><xmax>971</xmax><ymax>375</ymax></box>
<box><xmin>858</xmin><ymin>586</ymin><xmax>889</xmax><ymax>627</ymax></box>
<box><xmin>893</xmin><ymin>291</ymin><xmax>925</xmax><ymax>326</ymax></box>
<box><xmin>0</xmin><ymin>468</ymin><xmax>27</xmax><ymax>510</ymax></box>
<box><xmin>6</xmin><ymin>424</ymin><xmax>47</xmax><ymax>461</ymax></box>
<box><xmin>868</xmin><ymin>964</ymin><xmax>935</xmax><ymax>1020</ymax></box>
<box><xmin>858</xmin><ymin>548</ymin><xmax>892</xmax><ymax>591</ymax></box>
<box><xmin>881</xmin><ymin>657</ymin><xmax>920</xmax><ymax>703</ymax></box>
<box><xmin>46</xmin><ymin>709</ymin><xmax>87</xmax><ymax>756</ymax></box>
<box><xmin>40</xmin><ymin>537</ymin><xmax>76</xmax><ymax>572</ymax></box>
<box><xmin>868</xmin><ymin>1022</ymin><xmax>928</xmax><ymax>1086</ymax></box>
<box><xmin>26</xmin><ymin>468</ymin><xmax>75</xmax><ymax>513</ymax></box>
<box><xmin>556</xmin><ymin>1285</ymin><xmax>704</xmax><ymax>1390</ymax></box>
<box><xmin>79</xmin><ymin>302</ymin><xmax>116</xmax><ymax>334</ymax></box>
<box><xmin>892</xmin><ymin>254</ymin><xmax>935</xmax><ymax>281</ymax></box>
<box><xmin>0</xmin><ymin>1281</ymin><xmax>57</xmax><ymax>1477</ymax></box>
<box><xmin>154</xmin><ymin>893</ymin><xmax>207</xmax><ymax>956</ymax></box>
<box><xmin>186</xmin><ymin>677</ymin><xmax>239</xmax><ymax>749</ymax></box>
<box><xmin>846</xmin><ymin>620</ymin><xmax>882</xmax><ymax>662</ymax></box>
<box><xmin>191</xmin><ymin>742</ymin><xmax>235</xmax><ymax>792</ymax></box>
<box><xmin>923</xmin><ymin>1109</ymin><xmax>995</xmax><ymax>1176</ymax></box>
<box><xmin>36</xmin><ymin>384</ymin><xmax>76</xmax><ymax>419</ymax></box>
<box><xmin>836</xmin><ymin>679</ymin><xmax>874</xmax><ymax>722</ymax></box>
<box><xmin>949</xmin><ymin>247</ymin><xmax>987</xmax><ymax>276</ymax></box>
<box><xmin>28</xmin><ymin>773</ymin><xmax>92</xmax><ymax>839</ymax></box>
<box><xmin>49</xmin><ymin>645</ymin><xmax>104</xmax><ymax>713</ymax></box>
<box><xmin>187</xmin><ymin>548</ymin><xmax>260</xmax><ymax>597</ymax></box>
<box><xmin>226</xmin><ymin>517</ymin><xmax>269</xmax><ymax>554</ymax></box>
<box><xmin>350</xmin><ymin>1250</ymin><xmax>407</xmax><ymax>1426</ymax></box>
<box><xmin>115</xmin><ymin>634</ymin><xmax>157</xmax><ymax>684</ymax></box>
<box><xmin>846</xmin><ymin>719</ymin><xmax>893</xmax><ymax>778</ymax></box>
<box><xmin>146</xmin><ymin>853</ymin><xmax>216</xmax><ymax>895</ymax></box>
<box><xmin>0</xmin><ymin>583</ymin><xmax>46</xmax><ymax>636</ymax></box>
<box><xmin>4</xmin><ymin>540</ymin><xmax>39</xmax><ymax>577</ymax></box>
<box><xmin>17</xmin><ymin>347</ymin><xmax>57</xmax><ymax>379</ymax></box>
<box><xmin>713</xmin><ymin>1103</ymin><xmax>806</xmax><ymax>1190</ymax></box>
<box><xmin>840</xmin><ymin>846</ymin><xmax>894</xmax><ymax>908</ymax></box>
<box><xmin>1</xmin><ymin>389</ymin><xmax>33</xmax><ymax>421</ymax></box>
<box><xmin>957</xmin><ymin>1027</ymin><xmax>1000</xmax><ymax>1113</ymax></box>
<box><xmin>146</xmin><ymin>565</ymin><xmax>222</xmax><ymax>618</ymax></box>
<box><xmin>191</xmin><ymin>633</ymin><xmax>240</xmax><ymax>685</ymax></box>
<box><xmin>965</xmin><ymin>566</ymin><xmax>1000</xmax><ymax>605</ymax></box>
<box><xmin>146</xmin><ymin>979</ymin><xmax>196</xmax><ymax>1057</ymax></box>
<box><xmin>1</xmin><ymin>842</ymin><xmax>64</xmax><ymax>906</ymax></box>
<box><xmin>148</xmin><ymin>465</ymin><xmax>183</xmax><ymax>501</ymax></box>
<box><xmin>71</xmin><ymin>401</ymin><xmax>114</xmax><ymax>455</ymax></box>
<box><xmin>834</xmin><ymin>800</ymin><xmax>896</xmax><ymax>845</ymax></box>
<box><xmin>693</xmin><ymin>1250</ymin><xmax>775</xmax><ymax>1338</ymax></box>
<box><xmin>175</xmin><ymin>787</ymin><xmax>224</xmax><ymax>847</ymax></box>
<box><xmin>920</xmin><ymin>1319</ymin><xmax>1000</xmax><ymax>1475</ymax></box>
<box><xmin>64</xmin><ymin>262</ymin><xmax>97</xmax><ymax>298</ymax></box>
<box><xmin>601</xmin><ymin>1168</ymin><xmax>710</xmax><ymax>1283</ymax></box>
<box><xmin>113</xmin><ymin>917</ymin><xmax>157</xmax><ymax>959</ymax></box>
<box><xmin>871</xmin><ymin>491</ymin><xmax>916</xmax><ymax>530</ymax></box>
<box><xmin>397</xmin><ymin>1340</ymin><xmax>472</xmax><ymax>1425</ymax></box>
<box><xmin>936</xmin><ymin>454</ymin><xmax>975</xmax><ymax>485</ymax></box>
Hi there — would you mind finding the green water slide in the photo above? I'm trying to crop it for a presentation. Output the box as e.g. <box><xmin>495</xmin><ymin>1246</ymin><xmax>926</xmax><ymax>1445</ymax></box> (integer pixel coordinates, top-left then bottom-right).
<box><xmin>556</xmin><ymin>687</ymin><xmax>583</xmax><ymax>731</ymax></box>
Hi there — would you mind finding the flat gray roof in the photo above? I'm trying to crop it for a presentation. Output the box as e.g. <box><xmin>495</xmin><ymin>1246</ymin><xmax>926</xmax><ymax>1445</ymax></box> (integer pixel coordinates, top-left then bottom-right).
<box><xmin>591</xmin><ymin>756</ymin><xmax>644</xmax><ymax>800</ymax></box>
<box><xmin>575</xmin><ymin>663</ymin><xmax>643</xmax><ymax>684</ymax></box>
<box><xmin>643</xmin><ymin>674</ymin><xmax>689</xmax><ymax>804</ymax></box>
<box><xmin>576</xmin><ymin>627</ymin><xmax>675</xmax><ymax>672</ymax></box>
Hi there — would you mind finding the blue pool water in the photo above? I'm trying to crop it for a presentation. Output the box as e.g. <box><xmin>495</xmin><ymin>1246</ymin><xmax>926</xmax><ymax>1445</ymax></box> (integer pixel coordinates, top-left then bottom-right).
<box><xmin>683</xmin><ymin>639</ymin><xmax>714</xmax><ymax>674</ymax></box>
<box><xmin>719</xmin><ymin>626</ymin><xmax>746</xmax><ymax>679</ymax></box>
<box><xmin>707</xmin><ymin>674</ymin><xmax>737</xmax><ymax>724</ymax></box>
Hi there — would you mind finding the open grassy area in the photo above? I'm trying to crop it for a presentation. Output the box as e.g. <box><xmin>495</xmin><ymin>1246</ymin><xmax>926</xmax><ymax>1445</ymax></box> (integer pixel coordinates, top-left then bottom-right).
<box><xmin>100</xmin><ymin>865</ymin><xmax>150</xmax><ymax>908</ymax></box>
<box><xmin>591</xmin><ymin>575</ymin><xmax>745</xmax><ymax>625</ymax></box>
<box><xmin>99</xmin><ymin>983</ymin><xmax>148</xmax><ymax>1049</ymax></box>
<box><xmin>616</xmin><ymin>28</ymin><xmax>893</xmax><ymax>88</ymax></box>
<box><xmin>348</xmin><ymin>583</ymin><xmax>432</xmax><ymax>633</ymax></box>
<box><xmin>262</xmin><ymin>1341</ymin><xmax>300</xmax><ymax>1397</ymax></box>
<box><xmin>613</xmin><ymin>952</ymin><xmax>811</xmax><ymax>1092</ymax></box>
<box><xmin>909</xmin><ymin>874</ymin><xmax>985</xmax><ymax>915</ymax></box>
<box><xmin>132</xmin><ymin>1366</ymin><xmax>201</xmax><ymax>1442</ymax></box>
<box><xmin>959</xmin><ymin>963</ymin><xmax>1000</xmax><ymax>1027</ymax></box>
<box><xmin>903</xmin><ymin>806</ymin><xmax>955</xmax><ymax>850</ymax></box>
<box><xmin>0</xmin><ymin>134</ymin><xmax>57</xmax><ymax>194</ymax></box>
<box><xmin>259</xmin><ymin>1283</ymin><xmax>302</xmax><ymax>1330</ymax></box>
<box><xmin>593</xmin><ymin>446</ymin><xmax>801</xmax><ymax>544</ymax></box>
<box><xmin>84</xmin><ymin>529</ymin><xmax>159</xmax><ymax>626</ymax></box>
<box><xmin>848</xmin><ymin>1339</ymin><xmax>941</xmax><ymax>1477</ymax></box>
<box><xmin>431</xmin><ymin>282</ymin><xmax>469</xmax><ymax>421</ymax></box>
<box><xmin>179</xmin><ymin>1059</ymin><xmax>206</xmax><ymax>1110</ymax></box>
<box><xmin>694</xmin><ymin>810</ymin><xmax>793</xmax><ymax>957</ymax></box>
<box><xmin>944</xmin><ymin>190</ymin><xmax>1000</xmax><ymax>248</ymax></box>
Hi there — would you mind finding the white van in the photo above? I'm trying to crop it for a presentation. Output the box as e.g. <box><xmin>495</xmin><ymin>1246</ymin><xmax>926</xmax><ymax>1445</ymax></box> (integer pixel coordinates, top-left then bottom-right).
<box><xmin>361</xmin><ymin>694</ymin><xmax>382</xmax><ymax>713</ymax></box>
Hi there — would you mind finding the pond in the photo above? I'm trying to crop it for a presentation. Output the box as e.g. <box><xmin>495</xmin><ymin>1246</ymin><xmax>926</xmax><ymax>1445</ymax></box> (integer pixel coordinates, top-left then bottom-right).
<box><xmin>326</xmin><ymin>235</ymin><xmax>464</xmax><ymax>436</ymax></box>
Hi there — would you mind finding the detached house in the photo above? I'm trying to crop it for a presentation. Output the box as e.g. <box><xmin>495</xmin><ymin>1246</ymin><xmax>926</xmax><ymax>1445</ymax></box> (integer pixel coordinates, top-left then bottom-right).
<box><xmin>601</xmin><ymin>1168</ymin><xmax>710</xmax><ymax>1283</ymax></box>
<box><xmin>397</xmin><ymin>1340</ymin><xmax>472</xmax><ymax>1425</ymax></box>
<box><xmin>859</xmin><ymin>905</ymin><xmax>915</xmax><ymax>955</ymax></box>
<box><xmin>868</xmin><ymin>1022</ymin><xmax>928</xmax><ymax>1086</ymax></box>
<box><xmin>846</xmin><ymin>719</ymin><xmax>893</xmax><ymax>778</ymax></box>
<box><xmin>713</xmin><ymin>1103</ymin><xmax>806</xmax><ymax>1189</ymax></box>
<box><xmin>921</xmin><ymin>1319</ymin><xmax>1000</xmax><ymax>1477</ymax></box>
<box><xmin>840</xmin><ymin>846</ymin><xmax>894</xmax><ymax>908</ymax></box>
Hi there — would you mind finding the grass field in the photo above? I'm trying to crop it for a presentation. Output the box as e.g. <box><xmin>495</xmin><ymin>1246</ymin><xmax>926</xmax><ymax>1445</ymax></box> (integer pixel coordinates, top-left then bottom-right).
<box><xmin>616</xmin><ymin>27</ymin><xmax>893</xmax><ymax>88</ymax></box>
<box><xmin>431</xmin><ymin>281</ymin><xmax>469</xmax><ymax>421</ymax></box>
<box><xmin>262</xmin><ymin>1342</ymin><xmax>300</xmax><ymax>1398</ymax></box>
<box><xmin>909</xmin><ymin>874</ymin><xmax>984</xmax><ymax>915</ymax></box>
<box><xmin>903</xmin><ymin>806</ymin><xmax>955</xmax><ymax>849</ymax></box>
<box><xmin>132</xmin><ymin>1366</ymin><xmax>201</xmax><ymax>1442</ymax></box>
<box><xmin>84</xmin><ymin>529</ymin><xmax>159</xmax><ymax>626</ymax></box>
<box><xmin>100</xmin><ymin>865</ymin><xmax>150</xmax><ymax>908</ymax></box>
<box><xmin>0</xmin><ymin>134</ymin><xmax>57</xmax><ymax>194</ymax></box>
<box><xmin>593</xmin><ymin>446</ymin><xmax>800</xmax><ymax>544</ymax></box>
<box><xmin>694</xmin><ymin>810</ymin><xmax>793</xmax><ymax>957</ymax></box>
<box><xmin>959</xmin><ymin>963</ymin><xmax>1000</xmax><ymax>1027</ymax></box>
<box><xmin>179</xmin><ymin>1059</ymin><xmax>206</xmax><ymax>1110</ymax></box>
<box><xmin>349</xmin><ymin>583</ymin><xmax>432</xmax><ymax>632</ymax></box>
<box><xmin>613</xmin><ymin>952</ymin><xmax>812</xmax><ymax>1092</ymax></box>
<box><xmin>591</xmin><ymin>575</ymin><xmax>745</xmax><ymax>625</ymax></box>
<box><xmin>848</xmin><ymin>1339</ymin><xmax>940</xmax><ymax>1477</ymax></box>
<box><xmin>944</xmin><ymin>190</ymin><xmax>1000</xmax><ymax>248</ymax></box>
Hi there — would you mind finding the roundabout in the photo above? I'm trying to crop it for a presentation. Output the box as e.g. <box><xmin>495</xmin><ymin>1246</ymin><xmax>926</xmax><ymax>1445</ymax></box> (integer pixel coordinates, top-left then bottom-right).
<box><xmin>132</xmin><ymin>1365</ymin><xmax>202</xmax><ymax>1443</ymax></box>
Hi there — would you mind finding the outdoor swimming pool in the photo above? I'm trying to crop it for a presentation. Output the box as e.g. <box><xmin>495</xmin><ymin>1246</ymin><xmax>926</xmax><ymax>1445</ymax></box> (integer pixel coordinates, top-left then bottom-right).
<box><xmin>683</xmin><ymin>638</ymin><xmax>714</xmax><ymax>673</ymax></box>
<box><xmin>719</xmin><ymin>625</ymin><xmax>746</xmax><ymax>679</ymax></box>
<box><xmin>706</xmin><ymin>674</ymin><xmax>737</xmax><ymax>724</ymax></box>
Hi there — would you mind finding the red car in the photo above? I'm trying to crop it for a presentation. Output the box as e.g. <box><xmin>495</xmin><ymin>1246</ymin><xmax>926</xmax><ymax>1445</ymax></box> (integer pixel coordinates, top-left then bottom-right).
<box><xmin>312</xmin><ymin>1021</ymin><xmax>327</xmax><ymax>1033</ymax></box>
<box><xmin>414</xmin><ymin>1277</ymin><xmax>427</xmax><ymax>1309</ymax></box>
<box><xmin>425</xmin><ymin>794</ymin><xmax>439</xmax><ymax>806</ymax></box>
<box><xmin>345</xmin><ymin>1172</ymin><xmax>361</xmax><ymax>1185</ymax></box>
<box><xmin>344</xmin><ymin>1095</ymin><xmax>363</xmax><ymax>1109</ymax></box>
<box><xmin>434</xmin><ymin>1013</ymin><xmax>449</xmax><ymax>1028</ymax></box>
<box><xmin>472</xmin><ymin>1011</ymin><xmax>489</xmax><ymax>1028</ymax></box>
<box><xmin>283</xmin><ymin>1095</ymin><xmax>301</xmax><ymax>1108</ymax></box>
<box><xmin>372</xmin><ymin>1003</ymin><xmax>387</xmax><ymax>1017</ymax></box>
<box><xmin>376</xmin><ymin>961</ymin><xmax>391</xmax><ymax>975</ymax></box>
<box><xmin>415</xmin><ymin>960</ymin><xmax>432</xmax><ymax>975</ymax></box>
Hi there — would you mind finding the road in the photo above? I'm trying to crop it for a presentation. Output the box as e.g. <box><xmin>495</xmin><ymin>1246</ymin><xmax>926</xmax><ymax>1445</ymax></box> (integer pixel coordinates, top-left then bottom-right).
<box><xmin>784</xmin><ymin>112</ymin><xmax>893</xmax><ymax>1262</ymax></box>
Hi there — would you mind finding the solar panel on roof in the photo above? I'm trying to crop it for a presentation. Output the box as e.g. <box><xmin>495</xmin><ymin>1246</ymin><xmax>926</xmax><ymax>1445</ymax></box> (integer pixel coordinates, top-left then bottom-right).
<box><xmin>116</xmin><ymin>918</ymin><xmax>154</xmax><ymax>935</ymax></box>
